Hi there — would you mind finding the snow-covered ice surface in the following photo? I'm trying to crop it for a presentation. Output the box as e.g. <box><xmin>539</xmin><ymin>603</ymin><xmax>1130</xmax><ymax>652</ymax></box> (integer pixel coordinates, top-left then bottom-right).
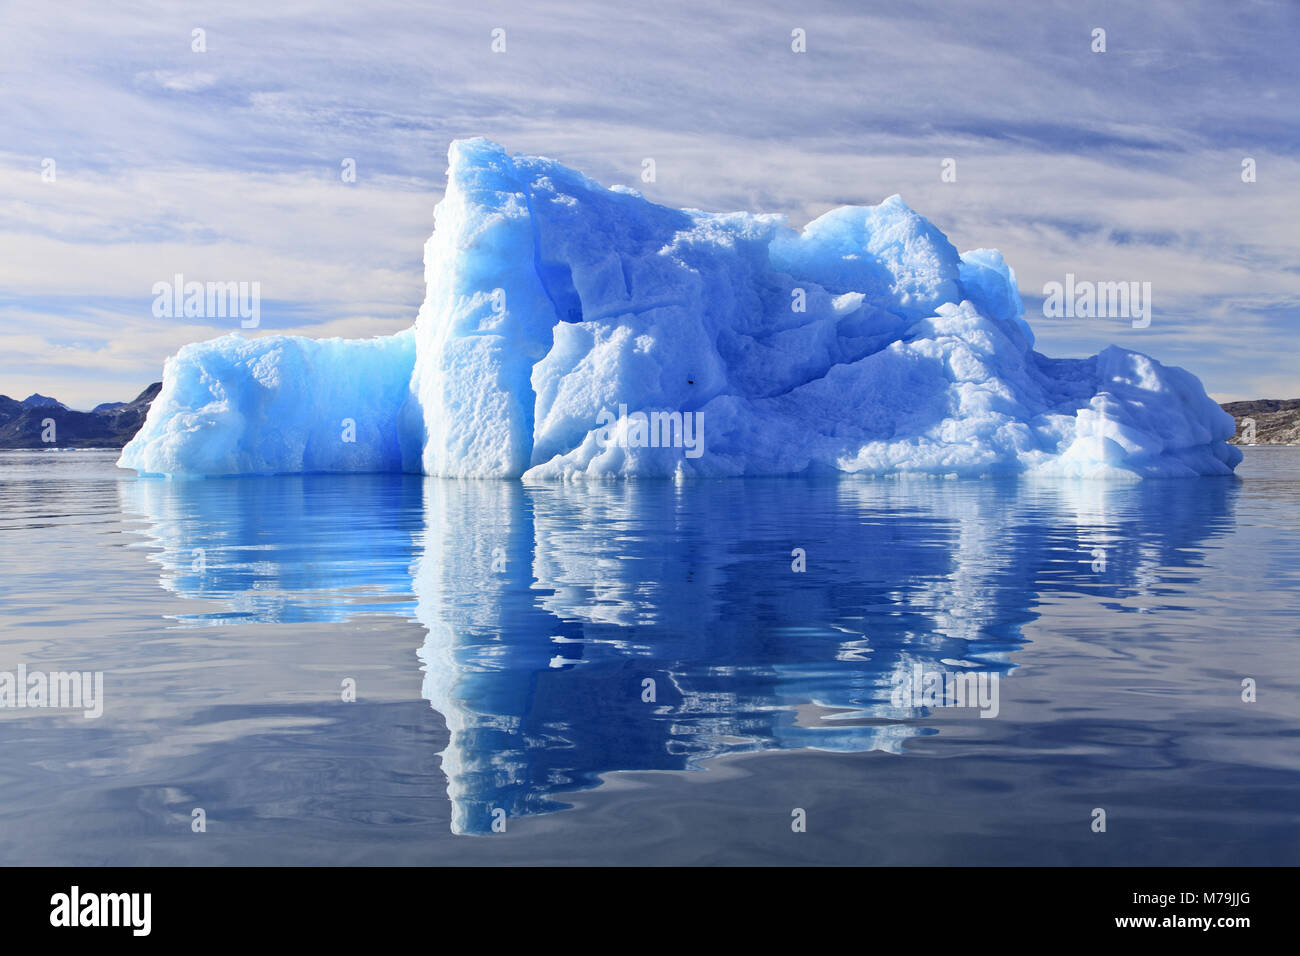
<box><xmin>120</xmin><ymin>139</ymin><xmax>1240</xmax><ymax>479</ymax></box>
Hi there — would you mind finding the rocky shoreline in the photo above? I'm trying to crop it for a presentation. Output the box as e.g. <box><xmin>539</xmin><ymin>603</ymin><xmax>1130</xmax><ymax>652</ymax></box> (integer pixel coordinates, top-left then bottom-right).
<box><xmin>1221</xmin><ymin>399</ymin><xmax>1300</xmax><ymax>445</ymax></box>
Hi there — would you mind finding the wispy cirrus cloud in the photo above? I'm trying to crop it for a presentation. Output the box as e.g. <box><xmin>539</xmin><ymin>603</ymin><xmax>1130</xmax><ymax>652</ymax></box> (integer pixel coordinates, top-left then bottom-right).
<box><xmin>0</xmin><ymin>0</ymin><xmax>1296</xmax><ymax>406</ymax></box>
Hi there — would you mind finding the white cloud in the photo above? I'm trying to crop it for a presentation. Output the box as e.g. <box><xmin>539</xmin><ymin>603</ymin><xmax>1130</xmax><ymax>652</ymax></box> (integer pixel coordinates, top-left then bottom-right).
<box><xmin>136</xmin><ymin>70</ymin><xmax>218</xmax><ymax>92</ymax></box>
<box><xmin>0</xmin><ymin>0</ymin><xmax>1296</xmax><ymax>403</ymax></box>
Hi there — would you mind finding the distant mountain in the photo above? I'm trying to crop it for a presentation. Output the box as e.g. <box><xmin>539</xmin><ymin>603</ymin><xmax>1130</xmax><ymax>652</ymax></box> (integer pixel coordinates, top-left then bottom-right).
<box><xmin>1220</xmin><ymin>399</ymin><xmax>1300</xmax><ymax>445</ymax></box>
<box><xmin>0</xmin><ymin>383</ymin><xmax>162</xmax><ymax>449</ymax></box>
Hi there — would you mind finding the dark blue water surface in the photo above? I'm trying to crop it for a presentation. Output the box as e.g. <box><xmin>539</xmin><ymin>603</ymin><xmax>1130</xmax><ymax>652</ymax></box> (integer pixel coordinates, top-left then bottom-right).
<box><xmin>1</xmin><ymin>449</ymin><xmax>1297</xmax><ymax>864</ymax></box>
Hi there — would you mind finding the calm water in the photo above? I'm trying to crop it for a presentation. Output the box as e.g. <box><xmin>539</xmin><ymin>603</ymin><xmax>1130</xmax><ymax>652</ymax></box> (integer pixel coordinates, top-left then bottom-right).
<box><xmin>1</xmin><ymin>449</ymin><xmax>1297</xmax><ymax>864</ymax></box>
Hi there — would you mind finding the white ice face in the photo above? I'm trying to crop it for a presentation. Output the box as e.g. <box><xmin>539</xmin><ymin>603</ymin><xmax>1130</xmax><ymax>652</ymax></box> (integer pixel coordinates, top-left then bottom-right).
<box><xmin>120</xmin><ymin>138</ymin><xmax>1240</xmax><ymax>480</ymax></box>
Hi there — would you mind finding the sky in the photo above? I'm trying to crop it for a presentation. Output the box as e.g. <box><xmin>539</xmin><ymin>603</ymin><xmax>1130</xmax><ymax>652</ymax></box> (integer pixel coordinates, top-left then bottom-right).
<box><xmin>1</xmin><ymin>0</ymin><xmax>1296</xmax><ymax>408</ymax></box>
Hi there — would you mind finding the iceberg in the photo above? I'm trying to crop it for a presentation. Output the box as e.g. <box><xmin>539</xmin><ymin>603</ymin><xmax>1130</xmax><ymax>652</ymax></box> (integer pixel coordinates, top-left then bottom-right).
<box><xmin>120</xmin><ymin>138</ymin><xmax>1241</xmax><ymax>479</ymax></box>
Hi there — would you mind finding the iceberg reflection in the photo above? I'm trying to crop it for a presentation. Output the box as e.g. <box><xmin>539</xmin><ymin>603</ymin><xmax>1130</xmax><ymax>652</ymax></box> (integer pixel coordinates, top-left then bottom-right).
<box><xmin>120</xmin><ymin>473</ymin><xmax>1236</xmax><ymax>833</ymax></box>
<box><xmin>120</xmin><ymin>474</ymin><xmax>425</xmax><ymax>624</ymax></box>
